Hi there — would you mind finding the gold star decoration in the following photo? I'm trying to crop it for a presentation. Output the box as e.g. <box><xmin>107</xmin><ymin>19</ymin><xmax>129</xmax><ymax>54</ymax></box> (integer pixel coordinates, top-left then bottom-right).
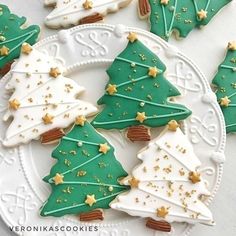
<box><xmin>135</xmin><ymin>112</ymin><xmax>147</xmax><ymax>123</ymax></box>
<box><xmin>53</xmin><ymin>173</ymin><xmax>64</xmax><ymax>185</ymax></box>
<box><xmin>49</xmin><ymin>67</ymin><xmax>61</xmax><ymax>78</ymax></box>
<box><xmin>189</xmin><ymin>171</ymin><xmax>201</xmax><ymax>184</ymax></box>
<box><xmin>156</xmin><ymin>206</ymin><xmax>169</xmax><ymax>218</ymax></box>
<box><xmin>148</xmin><ymin>67</ymin><xmax>158</xmax><ymax>78</ymax></box>
<box><xmin>85</xmin><ymin>194</ymin><xmax>96</xmax><ymax>206</ymax></box>
<box><xmin>21</xmin><ymin>43</ymin><xmax>32</xmax><ymax>55</ymax></box>
<box><xmin>160</xmin><ymin>0</ymin><xmax>169</xmax><ymax>5</ymax></box>
<box><xmin>228</xmin><ymin>41</ymin><xmax>236</xmax><ymax>51</ymax></box>
<box><xmin>42</xmin><ymin>113</ymin><xmax>54</xmax><ymax>124</ymax></box>
<box><xmin>127</xmin><ymin>32</ymin><xmax>138</xmax><ymax>43</ymax></box>
<box><xmin>128</xmin><ymin>177</ymin><xmax>140</xmax><ymax>188</ymax></box>
<box><xmin>75</xmin><ymin>115</ymin><xmax>86</xmax><ymax>126</ymax></box>
<box><xmin>83</xmin><ymin>0</ymin><xmax>93</xmax><ymax>10</ymax></box>
<box><xmin>106</xmin><ymin>84</ymin><xmax>117</xmax><ymax>95</ymax></box>
<box><xmin>197</xmin><ymin>9</ymin><xmax>207</xmax><ymax>20</ymax></box>
<box><xmin>219</xmin><ymin>96</ymin><xmax>231</xmax><ymax>107</ymax></box>
<box><xmin>167</xmin><ymin>120</ymin><xmax>179</xmax><ymax>131</ymax></box>
<box><xmin>0</xmin><ymin>45</ymin><xmax>9</xmax><ymax>56</ymax></box>
<box><xmin>99</xmin><ymin>143</ymin><xmax>110</xmax><ymax>154</ymax></box>
<box><xmin>9</xmin><ymin>99</ymin><xmax>21</xmax><ymax>110</ymax></box>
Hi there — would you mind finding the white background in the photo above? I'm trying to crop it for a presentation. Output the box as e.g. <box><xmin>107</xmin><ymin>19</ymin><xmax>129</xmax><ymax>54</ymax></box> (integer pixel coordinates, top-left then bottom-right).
<box><xmin>0</xmin><ymin>0</ymin><xmax>236</xmax><ymax>235</ymax></box>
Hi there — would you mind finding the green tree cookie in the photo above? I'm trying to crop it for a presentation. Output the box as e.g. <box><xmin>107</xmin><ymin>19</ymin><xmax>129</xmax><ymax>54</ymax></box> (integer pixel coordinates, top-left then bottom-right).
<box><xmin>40</xmin><ymin>120</ymin><xmax>128</xmax><ymax>217</ymax></box>
<box><xmin>92</xmin><ymin>33</ymin><xmax>191</xmax><ymax>130</ymax></box>
<box><xmin>0</xmin><ymin>4</ymin><xmax>40</xmax><ymax>69</ymax></box>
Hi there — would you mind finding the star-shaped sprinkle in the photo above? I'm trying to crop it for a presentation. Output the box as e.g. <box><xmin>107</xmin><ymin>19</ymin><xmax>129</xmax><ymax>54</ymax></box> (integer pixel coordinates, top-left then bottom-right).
<box><xmin>75</xmin><ymin>115</ymin><xmax>86</xmax><ymax>126</ymax></box>
<box><xmin>85</xmin><ymin>194</ymin><xmax>96</xmax><ymax>206</ymax></box>
<box><xmin>9</xmin><ymin>99</ymin><xmax>21</xmax><ymax>110</ymax></box>
<box><xmin>189</xmin><ymin>171</ymin><xmax>201</xmax><ymax>184</ymax></box>
<box><xmin>99</xmin><ymin>143</ymin><xmax>110</xmax><ymax>154</ymax></box>
<box><xmin>219</xmin><ymin>96</ymin><xmax>231</xmax><ymax>107</ymax></box>
<box><xmin>106</xmin><ymin>84</ymin><xmax>117</xmax><ymax>95</ymax></box>
<box><xmin>128</xmin><ymin>177</ymin><xmax>140</xmax><ymax>188</ymax></box>
<box><xmin>228</xmin><ymin>41</ymin><xmax>236</xmax><ymax>51</ymax></box>
<box><xmin>167</xmin><ymin>120</ymin><xmax>179</xmax><ymax>131</ymax></box>
<box><xmin>197</xmin><ymin>9</ymin><xmax>207</xmax><ymax>20</ymax></box>
<box><xmin>83</xmin><ymin>0</ymin><xmax>93</xmax><ymax>10</ymax></box>
<box><xmin>148</xmin><ymin>67</ymin><xmax>158</xmax><ymax>78</ymax></box>
<box><xmin>49</xmin><ymin>67</ymin><xmax>61</xmax><ymax>78</ymax></box>
<box><xmin>53</xmin><ymin>173</ymin><xmax>64</xmax><ymax>185</ymax></box>
<box><xmin>160</xmin><ymin>0</ymin><xmax>169</xmax><ymax>5</ymax></box>
<box><xmin>0</xmin><ymin>46</ymin><xmax>9</xmax><ymax>56</ymax></box>
<box><xmin>135</xmin><ymin>112</ymin><xmax>147</xmax><ymax>123</ymax></box>
<box><xmin>42</xmin><ymin>113</ymin><xmax>54</xmax><ymax>124</ymax></box>
<box><xmin>156</xmin><ymin>206</ymin><xmax>169</xmax><ymax>218</ymax></box>
<box><xmin>21</xmin><ymin>43</ymin><xmax>32</xmax><ymax>55</ymax></box>
<box><xmin>127</xmin><ymin>32</ymin><xmax>138</xmax><ymax>43</ymax></box>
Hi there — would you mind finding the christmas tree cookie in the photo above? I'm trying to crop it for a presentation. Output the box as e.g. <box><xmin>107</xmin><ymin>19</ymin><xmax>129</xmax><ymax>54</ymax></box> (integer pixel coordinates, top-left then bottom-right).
<box><xmin>111</xmin><ymin>121</ymin><xmax>213</xmax><ymax>232</ymax></box>
<box><xmin>92</xmin><ymin>33</ymin><xmax>191</xmax><ymax>141</ymax></box>
<box><xmin>0</xmin><ymin>4</ymin><xmax>40</xmax><ymax>74</ymax></box>
<box><xmin>212</xmin><ymin>42</ymin><xmax>236</xmax><ymax>133</ymax></box>
<box><xmin>40</xmin><ymin>120</ymin><xmax>128</xmax><ymax>219</ymax></box>
<box><xmin>138</xmin><ymin>0</ymin><xmax>232</xmax><ymax>41</ymax></box>
<box><xmin>3</xmin><ymin>44</ymin><xmax>97</xmax><ymax>147</ymax></box>
<box><xmin>44</xmin><ymin>0</ymin><xmax>132</xmax><ymax>28</ymax></box>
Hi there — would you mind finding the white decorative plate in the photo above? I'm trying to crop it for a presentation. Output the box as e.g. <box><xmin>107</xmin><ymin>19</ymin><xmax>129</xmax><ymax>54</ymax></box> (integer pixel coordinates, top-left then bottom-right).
<box><xmin>0</xmin><ymin>24</ymin><xmax>226</xmax><ymax>236</ymax></box>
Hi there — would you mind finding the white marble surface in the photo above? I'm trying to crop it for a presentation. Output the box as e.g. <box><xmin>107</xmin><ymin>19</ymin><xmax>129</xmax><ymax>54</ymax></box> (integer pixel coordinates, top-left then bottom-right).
<box><xmin>0</xmin><ymin>0</ymin><xmax>236</xmax><ymax>235</ymax></box>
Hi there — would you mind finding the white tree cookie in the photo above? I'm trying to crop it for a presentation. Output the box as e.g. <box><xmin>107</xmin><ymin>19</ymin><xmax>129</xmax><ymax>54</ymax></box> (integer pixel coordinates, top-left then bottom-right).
<box><xmin>44</xmin><ymin>0</ymin><xmax>132</xmax><ymax>28</ymax></box>
<box><xmin>111</xmin><ymin>121</ymin><xmax>213</xmax><ymax>231</ymax></box>
<box><xmin>3</xmin><ymin>43</ymin><xmax>97</xmax><ymax>147</ymax></box>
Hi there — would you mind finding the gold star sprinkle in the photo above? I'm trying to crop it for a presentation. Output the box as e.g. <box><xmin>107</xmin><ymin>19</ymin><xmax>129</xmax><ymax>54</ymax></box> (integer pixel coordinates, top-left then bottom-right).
<box><xmin>83</xmin><ymin>0</ymin><xmax>93</xmax><ymax>10</ymax></box>
<box><xmin>167</xmin><ymin>120</ymin><xmax>179</xmax><ymax>131</ymax></box>
<box><xmin>21</xmin><ymin>43</ymin><xmax>32</xmax><ymax>55</ymax></box>
<box><xmin>148</xmin><ymin>67</ymin><xmax>158</xmax><ymax>78</ymax></box>
<box><xmin>128</xmin><ymin>177</ymin><xmax>140</xmax><ymax>188</ymax></box>
<box><xmin>135</xmin><ymin>112</ymin><xmax>147</xmax><ymax>123</ymax></box>
<box><xmin>42</xmin><ymin>113</ymin><xmax>54</xmax><ymax>124</ymax></box>
<box><xmin>99</xmin><ymin>143</ymin><xmax>110</xmax><ymax>154</ymax></box>
<box><xmin>160</xmin><ymin>0</ymin><xmax>169</xmax><ymax>5</ymax></box>
<box><xmin>85</xmin><ymin>194</ymin><xmax>96</xmax><ymax>206</ymax></box>
<box><xmin>53</xmin><ymin>173</ymin><xmax>64</xmax><ymax>185</ymax></box>
<box><xmin>0</xmin><ymin>46</ymin><xmax>9</xmax><ymax>56</ymax></box>
<box><xmin>156</xmin><ymin>206</ymin><xmax>169</xmax><ymax>218</ymax></box>
<box><xmin>75</xmin><ymin>115</ymin><xmax>86</xmax><ymax>126</ymax></box>
<box><xmin>106</xmin><ymin>84</ymin><xmax>117</xmax><ymax>95</ymax></box>
<box><xmin>127</xmin><ymin>32</ymin><xmax>138</xmax><ymax>43</ymax></box>
<box><xmin>219</xmin><ymin>96</ymin><xmax>231</xmax><ymax>107</ymax></box>
<box><xmin>9</xmin><ymin>99</ymin><xmax>21</xmax><ymax>110</ymax></box>
<box><xmin>189</xmin><ymin>171</ymin><xmax>201</xmax><ymax>184</ymax></box>
<box><xmin>228</xmin><ymin>42</ymin><xmax>236</xmax><ymax>51</ymax></box>
<box><xmin>197</xmin><ymin>9</ymin><xmax>207</xmax><ymax>20</ymax></box>
<box><xmin>49</xmin><ymin>67</ymin><xmax>61</xmax><ymax>78</ymax></box>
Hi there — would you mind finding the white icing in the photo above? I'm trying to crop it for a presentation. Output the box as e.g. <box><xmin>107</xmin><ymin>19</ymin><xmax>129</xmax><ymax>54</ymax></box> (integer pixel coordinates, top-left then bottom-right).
<box><xmin>111</xmin><ymin>128</ymin><xmax>213</xmax><ymax>225</ymax></box>
<box><xmin>3</xmin><ymin>48</ymin><xmax>97</xmax><ymax>147</ymax></box>
<box><xmin>211</xmin><ymin>152</ymin><xmax>225</xmax><ymax>164</ymax></box>
<box><xmin>44</xmin><ymin>0</ymin><xmax>132</xmax><ymax>28</ymax></box>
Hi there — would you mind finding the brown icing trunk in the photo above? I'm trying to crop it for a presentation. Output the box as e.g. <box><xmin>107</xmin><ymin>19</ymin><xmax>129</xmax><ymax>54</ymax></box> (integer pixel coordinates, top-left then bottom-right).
<box><xmin>41</xmin><ymin>128</ymin><xmax>65</xmax><ymax>144</ymax></box>
<box><xmin>79</xmin><ymin>13</ymin><xmax>104</xmax><ymax>25</ymax></box>
<box><xmin>0</xmin><ymin>61</ymin><xmax>13</xmax><ymax>75</ymax></box>
<box><xmin>146</xmin><ymin>218</ymin><xmax>171</xmax><ymax>232</ymax></box>
<box><xmin>138</xmin><ymin>0</ymin><xmax>151</xmax><ymax>17</ymax></box>
<box><xmin>79</xmin><ymin>209</ymin><xmax>104</xmax><ymax>221</ymax></box>
<box><xmin>127</xmin><ymin>126</ymin><xmax>151</xmax><ymax>142</ymax></box>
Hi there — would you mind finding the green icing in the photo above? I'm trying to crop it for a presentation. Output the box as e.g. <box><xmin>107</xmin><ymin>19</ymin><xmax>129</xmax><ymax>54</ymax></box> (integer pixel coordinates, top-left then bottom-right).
<box><xmin>40</xmin><ymin>122</ymin><xmax>128</xmax><ymax>217</ymax></box>
<box><xmin>91</xmin><ymin>39</ymin><xmax>191</xmax><ymax>130</ymax></box>
<box><xmin>0</xmin><ymin>4</ymin><xmax>40</xmax><ymax>69</ymax></box>
<box><xmin>147</xmin><ymin>0</ymin><xmax>231</xmax><ymax>41</ymax></box>
<box><xmin>212</xmin><ymin>45</ymin><xmax>236</xmax><ymax>133</ymax></box>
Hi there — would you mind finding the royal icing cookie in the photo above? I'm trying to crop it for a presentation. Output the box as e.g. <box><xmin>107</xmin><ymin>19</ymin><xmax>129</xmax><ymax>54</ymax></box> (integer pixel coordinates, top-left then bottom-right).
<box><xmin>3</xmin><ymin>44</ymin><xmax>97</xmax><ymax>147</ymax></box>
<box><xmin>40</xmin><ymin>120</ymin><xmax>128</xmax><ymax>217</ymax></box>
<box><xmin>44</xmin><ymin>0</ymin><xmax>132</xmax><ymax>28</ymax></box>
<box><xmin>0</xmin><ymin>4</ymin><xmax>40</xmax><ymax>72</ymax></box>
<box><xmin>212</xmin><ymin>42</ymin><xmax>236</xmax><ymax>133</ymax></box>
<box><xmin>111</xmin><ymin>123</ymin><xmax>213</xmax><ymax>227</ymax></box>
<box><xmin>138</xmin><ymin>0</ymin><xmax>232</xmax><ymax>40</ymax></box>
<box><xmin>92</xmin><ymin>33</ymin><xmax>191</xmax><ymax>131</ymax></box>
